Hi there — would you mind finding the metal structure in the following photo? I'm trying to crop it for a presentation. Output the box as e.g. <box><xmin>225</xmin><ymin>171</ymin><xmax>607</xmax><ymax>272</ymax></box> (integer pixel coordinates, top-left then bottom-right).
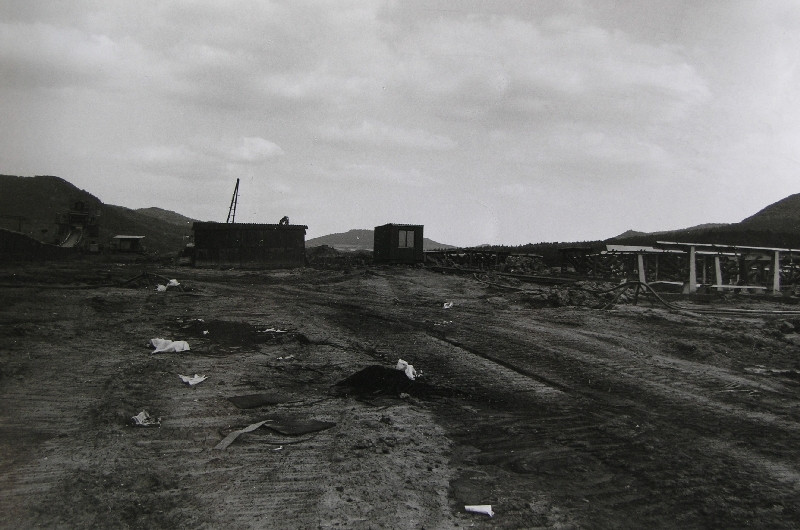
<box><xmin>226</xmin><ymin>178</ymin><xmax>240</xmax><ymax>223</ymax></box>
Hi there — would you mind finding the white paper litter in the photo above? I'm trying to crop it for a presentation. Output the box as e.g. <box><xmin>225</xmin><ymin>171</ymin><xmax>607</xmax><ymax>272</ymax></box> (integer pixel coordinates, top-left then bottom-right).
<box><xmin>396</xmin><ymin>359</ymin><xmax>417</xmax><ymax>380</ymax></box>
<box><xmin>443</xmin><ymin>302</ymin><xmax>454</xmax><ymax>309</ymax></box>
<box><xmin>465</xmin><ymin>505</ymin><xmax>494</xmax><ymax>517</ymax></box>
<box><xmin>179</xmin><ymin>374</ymin><xmax>207</xmax><ymax>386</ymax></box>
<box><xmin>150</xmin><ymin>338</ymin><xmax>191</xmax><ymax>353</ymax></box>
<box><xmin>131</xmin><ymin>410</ymin><xmax>161</xmax><ymax>427</ymax></box>
<box><xmin>167</xmin><ymin>279</ymin><xmax>180</xmax><ymax>287</ymax></box>
<box><xmin>156</xmin><ymin>284</ymin><xmax>167</xmax><ymax>292</ymax></box>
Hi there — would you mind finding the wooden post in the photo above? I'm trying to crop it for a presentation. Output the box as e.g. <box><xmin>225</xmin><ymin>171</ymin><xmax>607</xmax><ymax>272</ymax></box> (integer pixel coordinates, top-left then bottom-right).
<box><xmin>714</xmin><ymin>256</ymin><xmax>723</xmax><ymax>291</ymax></box>
<box><xmin>772</xmin><ymin>250</ymin><xmax>781</xmax><ymax>295</ymax></box>
<box><xmin>637</xmin><ymin>254</ymin><xmax>646</xmax><ymax>284</ymax></box>
<box><xmin>701</xmin><ymin>255</ymin><xmax>707</xmax><ymax>285</ymax></box>
<box><xmin>687</xmin><ymin>246</ymin><xmax>697</xmax><ymax>293</ymax></box>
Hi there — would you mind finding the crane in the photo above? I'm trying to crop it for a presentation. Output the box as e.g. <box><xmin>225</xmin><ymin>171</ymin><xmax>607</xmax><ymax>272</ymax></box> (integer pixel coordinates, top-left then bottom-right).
<box><xmin>226</xmin><ymin>178</ymin><xmax>239</xmax><ymax>223</ymax></box>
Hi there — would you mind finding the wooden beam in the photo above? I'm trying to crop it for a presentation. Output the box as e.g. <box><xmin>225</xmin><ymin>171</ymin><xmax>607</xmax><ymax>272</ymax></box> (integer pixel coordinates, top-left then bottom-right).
<box><xmin>637</xmin><ymin>254</ymin><xmax>646</xmax><ymax>284</ymax></box>
<box><xmin>686</xmin><ymin>246</ymin><xmax>697</xmax><ymax>293</ymax></box>
<box><xmin>772</xmin><ymin>250</ymin><xmax>781</xmax><ymax>295</ymax></box>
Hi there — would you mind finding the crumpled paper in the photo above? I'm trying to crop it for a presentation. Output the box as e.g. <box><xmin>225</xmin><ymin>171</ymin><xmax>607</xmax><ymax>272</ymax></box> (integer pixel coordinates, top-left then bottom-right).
<box><xmin>131</xmin><ymin>410</ymin><xmax>161</xmax><ymax>427</ymax></box>
<box><xmin>396</xmin><ymin>359</ymin><xmax>417</xmax><ymax>380</ymax></box>
<box><xmin>150</xmin><ymin>338</ymin><xmax>190</xmax><ymax>353</ymax></box>
<box><xmin>465</xmin><ymin>505</ymin><xmax>494</xmax><ymax>517</ymax></box>
<box><xmin>178</xmin><ymin>374</ymin><xmax>207</xmax><ymax>386</ymax></box>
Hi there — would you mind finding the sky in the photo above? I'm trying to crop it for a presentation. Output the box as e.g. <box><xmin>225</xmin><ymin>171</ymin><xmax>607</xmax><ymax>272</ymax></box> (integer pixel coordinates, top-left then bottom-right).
<box><xmin>2</xmin><ymin>1</ymin><xmax>800</xmax><ymax>247</ymax></box>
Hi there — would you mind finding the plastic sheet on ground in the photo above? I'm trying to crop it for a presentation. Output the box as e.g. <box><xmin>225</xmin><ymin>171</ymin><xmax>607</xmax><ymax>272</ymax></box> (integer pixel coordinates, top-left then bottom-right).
<box><xmin>443</xmin><ymin>302</ymin><xmax>454</xmax><ymax>309</ymax></box>
<box><xmin>167</xmin><ymin>279</ymin><xmax>180</xmax><ymax>287</ymax></box>
<box><xmin>150</xmin><ymin>338</ymin><xmax>190</xmax><ymax>353</ymax></box>
<box><xmin>396</xmin><ymin>359</ymin><xmax>417</xmax><ymax>380</ymax></box>
<box><xmin>131</xmin><ymin>410</ymin><xmax>160</xmax><ymax>427</ymax></box>
<box><xmin>179</xmin><ymin>374</ymin><xmax>207</xmax><ymax>386</ymax></box>
<box><xmin>214</xmin><ymin>417</ymin><xmax>337</xmax><ymax>450</ymax></box>
<box><xmin>214</xmin><ymin>420</ymin><xmax>268</xmax><ymax>450</ymax></box>
<box><xmin>465</xmin><ymin>505</ymin><xmax>494</xmax><ymax>517</ymax></box>
<box><xmin>264</xmin><ymin>417</ymin><xmax>336</xmax><ymax>436</ymax></box>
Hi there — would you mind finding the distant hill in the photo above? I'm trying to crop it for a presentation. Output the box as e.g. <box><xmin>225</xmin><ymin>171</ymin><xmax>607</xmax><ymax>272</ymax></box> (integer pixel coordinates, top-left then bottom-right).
<box><xmin>606</xmin><ymin>195</ymin><xmax>800</xmax><ymax>249</ymax></box>
<box><xmin>611</xmin><ymin>223</ymin><xmax>732</xmax><ymax>241</ymax></box>
<box><xmin>307</xmin><ymin>228</ymin><xmax>454</xmax><ymax>251</ymax></box>
<box><xmin>738</xmin><ymin>193</ymin><xmax>800</xmax><ymax>232</ymax></box>
<box><xmin>136</xmin><ymin>207</ymin><xmax>197</xmax><ymax>228</ymax></box>
<box><xmin>0</xmin><ymin>174</ymin><xmax>194</xmax><ymax>255</ymax></box>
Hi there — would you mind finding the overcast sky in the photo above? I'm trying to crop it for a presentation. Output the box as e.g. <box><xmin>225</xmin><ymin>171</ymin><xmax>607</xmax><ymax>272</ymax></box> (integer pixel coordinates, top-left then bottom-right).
<box><xmin>2</xmin><ymin>1</ymin><xmax>799</xmax><ymax>246</ymax></box>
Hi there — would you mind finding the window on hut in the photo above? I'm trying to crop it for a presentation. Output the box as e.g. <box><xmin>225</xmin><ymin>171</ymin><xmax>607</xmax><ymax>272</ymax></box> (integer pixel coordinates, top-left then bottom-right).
<box><xmin>398</xmin><ymin>230</ymin><xmax>414</xmax><ymax>248</ymax></box>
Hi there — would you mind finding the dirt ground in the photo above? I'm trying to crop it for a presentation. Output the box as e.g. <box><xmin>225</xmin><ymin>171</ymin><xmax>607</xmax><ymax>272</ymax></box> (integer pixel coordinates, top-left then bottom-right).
<box><xmin>1</xmin><ymin>262</ymin><xmax>799</xmax><ymax>529</ymax></box>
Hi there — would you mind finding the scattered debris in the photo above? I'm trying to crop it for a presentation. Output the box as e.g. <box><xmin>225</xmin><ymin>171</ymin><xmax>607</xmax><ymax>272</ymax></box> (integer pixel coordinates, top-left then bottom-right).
<box><xmin>465</xmin><ymin>505</ymin><xmax>494</xmax><ymax>517</ymax></box>
<box><xmin>121</xmin><ymin>271</ymin><xmax>185</xmax><ymax>290</ymax></box>
<box><xmin>202</xmin><ymin>330</ymin><xmax>209</xmax><ymax>335</ymax></box>
<box><xmin>443</xmin><ymin>302</ymin><xmax>454</xmax><ymax>309</ymax></box>
<box><xmin>178</xmin><ymin>374</ymin><xmax>207</xmax><ymax>386</ymax></box>
<box><xmin>227</xmin><ymin>393</ymin><xmax>296</xmax><ymax>409</ymax></box>
<box><xmin>150</xmin><ymin>338</ymin><xmax>190</xmax><ymax>353</ymax></box>
<box><xmin>131</xmin><ymin>410</ymin><xmax>161</xmax><ymax>427</ymax></box>
<box><xmin>277</xmin><ymin>354</ymin><xmax>295</xmax><ymax>360</ymax></box>
<box><xmin>156</xmin><ymin>279</ymin><xmax>182</xmax><ymax>292</ymax></box>
<box><xmin>396</xmin><ymin>359</ymin><xmax>417</xmax><ymax>380</ymax></box>
<box><xmin>214</xmin><ymin>420</ymin><xmax>268</xmax><ymax>450</ymax></box>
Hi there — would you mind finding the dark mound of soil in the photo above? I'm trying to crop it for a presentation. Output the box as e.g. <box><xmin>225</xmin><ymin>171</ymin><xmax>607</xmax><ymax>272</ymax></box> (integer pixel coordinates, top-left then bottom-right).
<box><xmin>335</xmin><ymin>365</ymin><xmax>456</xmax><ymax>399</ymax></box>
<box><xmin>176</xmin><ymin>319</ymin><xmax>309</xmax><ymax>346</ymax></box>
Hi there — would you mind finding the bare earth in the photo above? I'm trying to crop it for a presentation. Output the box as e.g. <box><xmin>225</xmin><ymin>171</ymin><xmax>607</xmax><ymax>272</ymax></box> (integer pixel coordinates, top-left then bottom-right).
<box><xmin>1</xmin><ymin>263</ymin><xmax>799</xmax><ymax>529</ymax></box>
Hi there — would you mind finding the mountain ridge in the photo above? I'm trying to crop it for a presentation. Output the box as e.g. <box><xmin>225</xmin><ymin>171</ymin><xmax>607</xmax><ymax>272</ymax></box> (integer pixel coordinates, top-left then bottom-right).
<box><xmin>3</xmin><ymin>174</ymin><xmax>800</xmax><ymax>255</ymax></box>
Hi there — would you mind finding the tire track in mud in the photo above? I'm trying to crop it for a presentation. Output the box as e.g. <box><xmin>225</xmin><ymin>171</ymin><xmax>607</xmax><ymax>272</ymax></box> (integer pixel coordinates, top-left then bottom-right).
<box><xmin>311</xmin><ymin>272</ymin><xmax>800</xmax><ymax>527</ymax></box>
<box><xmin>441</xmin><ymin>310</ymin><xmax>800</xmax><ymax>526</ymax></box>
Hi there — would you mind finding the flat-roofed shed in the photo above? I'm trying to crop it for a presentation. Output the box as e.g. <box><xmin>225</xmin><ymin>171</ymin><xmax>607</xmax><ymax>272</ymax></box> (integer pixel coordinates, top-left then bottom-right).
<box><xmin>373</xmin><ymin>223</ymin><xmax>424</xmax><ymax>264</ymax></box>
<box><xmin>192</xmin><ymin>222</ymin><xmax>308</xmax><ymax>269</ymax></box>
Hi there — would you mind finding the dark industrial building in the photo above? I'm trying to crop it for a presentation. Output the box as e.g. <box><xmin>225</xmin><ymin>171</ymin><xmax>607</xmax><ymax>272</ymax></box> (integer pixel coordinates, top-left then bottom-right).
<box><xmin>192</xmin><ymin>222</ymin><xmax>308</xmax><ymax>269</ymax></box>
<box><xmin>373</xmin><ymin>223</ymin><xmax>424</xmax><ymax>264</ymax></box>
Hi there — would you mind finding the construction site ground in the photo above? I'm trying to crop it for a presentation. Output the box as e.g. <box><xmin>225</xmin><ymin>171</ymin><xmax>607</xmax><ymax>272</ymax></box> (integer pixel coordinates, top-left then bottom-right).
<box><xmin>1</xmin><ymin>262</ymin><xmax>799</xmax><ymax>529</ymax></box>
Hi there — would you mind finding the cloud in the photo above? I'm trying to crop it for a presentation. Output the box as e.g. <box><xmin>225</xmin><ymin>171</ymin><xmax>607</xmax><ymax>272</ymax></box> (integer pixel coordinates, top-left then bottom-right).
<box><xmin>319</xmin><ymin>120</ymin><xmax>457</xmax><ymax>151</ymax></box>
<box><xmin>122</xmin><ymin>136</ymin><xmax>283</xmax><ymax>180</ymax></box>
<box><xmin>388</xmin><ymin>14</ymin><xmax>710</xmax><ymax>125</ymax></box>
<box><xmin>1</xmin><ymin>1</ymin><xmax>798</xmax><ymax>246</ymax></box>
<box><xmin>221</xmin><ymin>137</ymin><xmax>285</xmax><ymax>163</ymax></box>
<box><xmin>0</xmin><ymin>21</ymin><xmax>118</xmax><ymax>89</ymax></box>
<box><xmin>311</xmin><ymin>161</ymin><xmax>438</xmax><ymax>188</ymax></box>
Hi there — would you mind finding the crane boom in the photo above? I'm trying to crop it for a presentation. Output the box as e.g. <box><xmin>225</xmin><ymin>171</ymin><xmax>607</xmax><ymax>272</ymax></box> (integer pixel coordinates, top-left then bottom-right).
<box><xmin>226</xmin><ymin>178</ymin><xmax>240</xmax><ymax>223</ymax></box>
